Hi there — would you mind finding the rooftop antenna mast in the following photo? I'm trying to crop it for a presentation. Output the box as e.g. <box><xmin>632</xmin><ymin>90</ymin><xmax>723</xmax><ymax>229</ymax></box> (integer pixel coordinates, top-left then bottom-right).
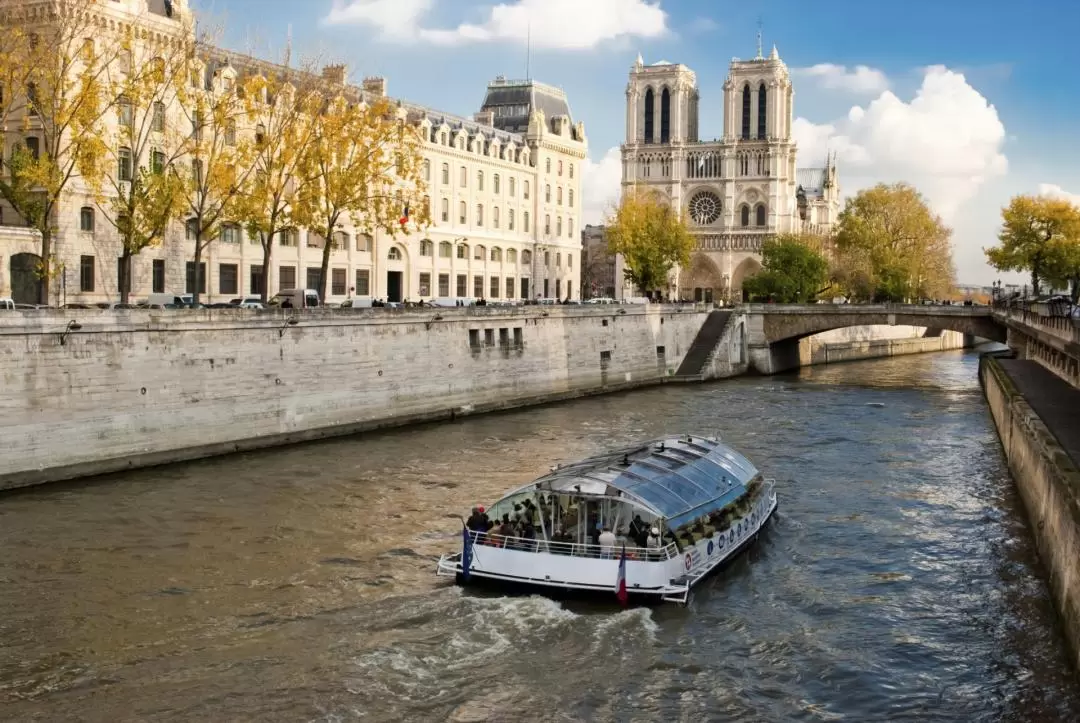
<box><xmin>286</xmin><ymin>23</ymin><xmax>293</xmax><ymax>63</ymax></box>
<box><xmin>756</xmin><ymin>17</ymin><xmax>763</xmax><ymax>59</ymax></box>
<box><xmin>526</xmin><ymin>21</ymin><xmax>532</xmax><ymax>80</ymax></box>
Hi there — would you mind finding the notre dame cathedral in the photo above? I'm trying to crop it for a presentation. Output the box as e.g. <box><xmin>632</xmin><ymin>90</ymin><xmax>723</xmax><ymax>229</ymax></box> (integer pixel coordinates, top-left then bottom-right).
<box><xmin>621</xmin><ymin>41</ymin><xmax>841</xmax><ymax>301</ymax></box>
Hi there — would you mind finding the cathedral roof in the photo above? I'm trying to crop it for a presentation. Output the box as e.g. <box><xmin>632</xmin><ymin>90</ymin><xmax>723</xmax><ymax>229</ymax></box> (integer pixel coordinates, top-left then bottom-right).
<box><xmin>796</xmin><ymin>168</ymin><xmax>828</xmax><ymax>198</ymax></box>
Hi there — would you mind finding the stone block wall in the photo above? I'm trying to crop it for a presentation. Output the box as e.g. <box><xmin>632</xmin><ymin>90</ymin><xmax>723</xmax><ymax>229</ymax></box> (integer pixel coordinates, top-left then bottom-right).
<box><xmin>0</xmin><ymin>305</ymin><xmax>708</xmax><ymax>490</ymax></box>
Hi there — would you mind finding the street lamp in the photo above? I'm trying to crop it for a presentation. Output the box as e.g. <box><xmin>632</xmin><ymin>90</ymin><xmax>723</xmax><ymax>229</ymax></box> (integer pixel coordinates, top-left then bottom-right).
<box><xmin>59</xmin><ymin>319</ymin><xmax>82</xmax><ymax>346</ymax></box>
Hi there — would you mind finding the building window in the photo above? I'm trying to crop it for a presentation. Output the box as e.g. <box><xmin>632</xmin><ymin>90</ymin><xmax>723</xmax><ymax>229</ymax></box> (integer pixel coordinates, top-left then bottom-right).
<box><xmin>758</xmin><ymin>82</ymin><xmax>767</xmax><ymax>139</ymax></box>
<box><xmin>660</xmin><ymin>87</ymin><xmax>671</xmax><ymax>143</ymax></box>
<box><xmin>278</xmin><ymin>228</ymin><xmax>297</xmax><ymax>247</ymax></box>
<box><xmin>441</xmin><ymin>163</ymin><xmax>449</xmax><ymax>184</ymax></box>
<box><xmin>473</xmin><ymin>275</ymin><xmax>484</xmax><ymax>298</ymax></box>
<box><xmin>225</xmin><ymin>120</ymin><xmax>237</xmax><ymax>146</ymax></box>
<box><xmin>250</xmin><ymin>265</ymin><xmax>264</xmax><ymax>296</ymax></box>
<box><xmin>556</xmin><ymin>252</ymin><xmax>562</xmax><ymax>268</ymax></box>
<box><xmin>509</xmin><ymin>177</ymin><xmax>516</xmax><ymax>196</ymax></box>
<box><xmin>79</xmin><ymin>206</ymin><xmax>94</xmax><ymax>232</ymax></box>
<box><xmin>568</xmin><ymin>219</ymin><xmax>574</xmax><ymax>238</ymax></box>
<box><xmin>522</xmin><ymin>250</ymin><xmax>532</xmax><ymax>265</ymax></box>
<box><xmin>545</xmin><ymin>184</ymin><xmax>551</xmax><ymax>203</ymax></box>
<box><xmin>355</xmin><ymin>233</ymin><xmax>371</xmax><ymax>252</ymax></box>
<box><xmin>457</xmin><ymin>244</ymin><xmax>468</xmax><ymax>260</ymax></box>
<box><xmin>152</xmin><ymin>102</ymin><xmax>165</xmax><ymax>132</ymax></box>
<box><xmin>521</xmin><ymin>277</ymin><xmax>530</xmax><ymax>299</ymax></box>
<box><xmin>306</xmin><ymin>267</ymin><xmax>322</xmax><ymax>290</ymax></box>
<box><xmin>490</xmin><ymin>247</ymin><xmax>501</xmax><ymax>262</ymax></box>
<box><xmin>420</xmin><ymin>239</ymin><xmax>433</xmax><ymax>256</ymax></box>
<box><xmin>740</xmin><ymin>204</ymin><xmax>750</xmax><ymax>228</ymax></box>
<box><xmin>441</xmin><ymin>198</ymin><xmax>449</xmax><ymax>222</ymax></box>
<box><xmin>545</xmin><ymin>251</ymin><xmax>551</xmax><ymax>266</ymax></box>
<box><xmin>569</xmin><ymin>189</ymin><xmax>574</xmax><ymax>208</ymax></box>
<box><xmin>741</xmin><ymin>84</ymin><xmax>751</xmax><ymax>140</ymax></box>
<box><xmin>557</xmin><ymin>217</ymin><xmax>562</xmax><ymax>236</ymax></box>
<box><xmin>524</xmin><ymin>212</ymin><xmax>530</xmax><ymax>233</ymax></box>
<box><xmin>490</xmin><ymin>276</ymin><xmax>500</xmax><ymax>299</ymax></box>
<box><xmin>439</xmin><ymin>241</ymin><xmax>452</xmax><ymax>258</ymax></box>
<box><xmin>355</xmin><ymin>268</ymin><xmax>370</xmax><ymax>295</ymax></box>
<box><xmin>219</xmin><ymin>263</ymin><xmax>238</xmax><ymax>294</ymax></box>
<box><xmin>186</xmin><ymin>218</ymin><xmax>198</xmax><ymax>240</ymax></box>
<box><xmin>476</xmin><ymin>204</ymin><xmax>483</xmax><ymax>226</ymax></box>
<box><xmin>185</xmin><ymin>261</ymin><xmax>206</xmax><ymax>294</ymax></box>
<box><xmin>546</xmin><ymin>158</ymin><xmax>551</xmax><ymax>173</ymax></box>
<box><xmin>221</xmin><ymin>223</ymin><xmax>240</xmax><ymax>244</ymax></box>
<box><xmin>644</xmin><ymin>87</ymin><xmax>654</xmax><ymax>143</ymax></box>
<box><xmin>118</xmin><ymin>147</ymin><xmax>132</xmax><ymax>181</ymax></box>
<box><xmin>332</xmin><ymin>268</ymin><xmax>347</xmax><ymax>295</ymax></box>
<box><xmin>419</xmin><ymin>272</ymin><xmax>431</xmax><ymax>296</ymax></box>
<box><xmin>756</xmin><ymin>204</ymin><xmax>767</xmax><ymax>227</ymax></box>
<box><xmin>456</xmin><ymin>274</ymin><xmax>467</xmax><ymax>296</ymax></box>
<box><xmin>494</xmin><ymin>174</ymin><xmax>500</xmax><ymax>194</ymax></box>
<box><xmin>569</xmin><ymin>163</ymin><xmax>574</xmax><ymax>179</ymax></box>
<box><xmin>333</xmin><ymin>231</ymin><xmax>349</xmax><ymax>250</ymax></box>
<box><xmin>459</xmin><ymin>201</ymin><xmax>467</xmax><ymax>225</ymax></box>
<box><xmin>545</xmin><ymin>215</ymin><xmax>551</xmax><ymax>235</ymax></box>
<box><xmin>474</xmin><ymin>245</ymin><xmax>485</xmax><ymax>260</ymax></box>
<box><xmin>25</xmin><ymin>136</ymin><xmax>40</xmax><ymax>160</ymax></box>
<box><xmin>558</xmin><ymin>160</ymin><xmax>563</xmax><ymax>176</ymax></box>
<box><xmin>568</xmin><ymin>254</ymin><xmax>574</xmax><ymax>269</ymax></box>
<box><xmin>509</xmin><ymin>209</ymin><xmax>515</xmax><ymax>231</ymax></box>
<box><xmin>524</xmin><ymin>181</ymin><xmax>530</xmax><ymax>199</ymax></box>
<box><xmin>79</xmin><ymin>255</ymin><xmax>95</xmax><ymax>292</ymax></box>
<box><xmin>151</xmin><ymin>150</ymin><xmax>165</xmax><ymax>174</ymax></box>
<box><xmin>279</xmin><ymin>265</ymin><xmax>296</xmax><ymax>290</ymax></box>
<box><xmin>493</xmin><ymin>207</ymin><xmax>500</xmax><ymax>229</ymax></box>
<box><xmin>152</xmin><ymin>259</ymin><xmax>165</xmax><ymax>293</ymax></box>
<box><xmin>423</xmin><ymin>159</ymin><xmax>431</xmax><ymax>181</ymax></box>
<box><xmin>477</xmin><ymin>170</ymin><xmax>484</xmax><ymax>191</ymax></box>
<box><xmin>438</xmin><ymin>273</ymin><xmax>450</xmax><ymax>296</ymax></box>
<box><xmin>506</xmin><ymin>277</ymin><xmax>515</xmax><ymax>298</ymax></box>
<box><xmin>459</xmin><ymin>166</ymin><xmax>467</xmax><ymax>186</ymax></box>
<box><xmin>388</xmin><ymin>247</ymin><xmax>402</xmax><ymax>261</ymax></box>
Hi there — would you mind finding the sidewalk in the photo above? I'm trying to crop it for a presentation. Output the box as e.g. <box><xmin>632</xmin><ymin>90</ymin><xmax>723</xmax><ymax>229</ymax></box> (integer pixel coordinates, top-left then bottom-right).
<box><xmin>998</xmin><ymin>358</ymin><xmax>1080</xmax><ymax>469</ymax></box>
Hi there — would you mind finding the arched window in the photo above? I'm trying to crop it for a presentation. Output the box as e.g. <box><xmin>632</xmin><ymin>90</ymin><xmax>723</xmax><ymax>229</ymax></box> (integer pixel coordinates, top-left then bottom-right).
<box><xmin>420</xmin><ymin>239</ymin><xmax>433</xmax><ymax>256</ymax></box>
<box><xmin>758</xmin><ymin>82</ymin><xmax>767</xmax><ymax>139</ymax></box>
<box><xmin>524</xmin><ymin>211</ymin><xmax>530</xmax><ymax>232</ymax></box>
<box><xmin>545</xmin><ymin>184</ymin><xmax>551</xmax><ymax>202</ymax></box>
<box><xmin>660</xmin><ymin>87</ymin><xmax>671</xmax><ymax>143</ymax></box>
<box><xmin>556</xmin><ymin>217</ymin><xmax>562</xmax><ymax>236</ymax></box>
<box><xmin>755</xmin><ymin>204</ymin><xmax>767</xmax><ymax>227</ymax></box>
<box><xmin>477</xmin><ymin>170</ymin><xmax>484</xmax><ymax>190</ymax></box>
<box><xmin>388</xmin><ymin>247</ymin><xmax>402</xmax><ymax>260</ymax></box>
<box><xmin>557</xmin><ymin>187</ymin><xmax>563</xmax><ymax>205</ymax></box>
<box><xmin>476</xmin><ymin>204</ymin><xmax>484</xmax><ymax>226</ymax></box>
<box><xmin>439</xmin><ymin>241</ymin><xmax>452</xmax><ymax>257</ymax></box>
<box><xmin>459</xmin><ymin>201</ymin><xmax>466</xmax><ymax>224</ymax></box>
<box><xmin>740</xmin><ymin>204</ymin><xmax>750</xmax><ymax>227</ymax></box>
<box><xmin>493</xmin><ymin>206</ymin><xmax>500</xmax><ymax>228</ymax></box>
<box><xmin>546</xmin><ymin>158</ymin><xmax>551</xmax><ymax>173</ymax></box>
<box><xmin>741</xmin><ymin>84</ymin><xmax>751</xmax><ymax>140</ymax></box>
<box><xmin>79</xmin><ymin>206</ymin><xmax>95</xmax><ymax>232</ymax></box>
<box><xmin>569</xmin><ymin>190</ymin><xmax>574</xmax><ymax>208</ymax></box>
<box><xmin>558</xmin><ymin>160</ymin><xmax>563</xmax><ymax>176</ymax></box>
<box><xmin>522</xmin><ymin>250</ymin><xmax>532</xmax><ymax>265</ymax></box>
<box><xmin>491</xmin><ymin>247</ymin><xmax>502</xmax><ymax>262</ymax></box>
<box><xmin>457</xmin><ymin>243</ymin><xmax>468</xmax><ymax>259</ymax></box>
<box><xmin>568</xmin><ymin>218</ymin><xmax>574</xmax><ymax>238</ymax></box>
<box><xmin>494</xmin><ymin>174</ymin><xmax>500</xmax><ymax>193</ymax></box>
<box><xmin>643</xmin><ymin>88</ymin><xmax>654</xmax><ymax>143</ymax></box>
<box><xmin>459</xmin><ymin>166</ymin><xmax>467</xmax><ymax>186</ymax></box>
<box><xmin>509</xmin><ymin>177</ymin><xmax>516</xmax><ymax>196</ymax></box>
<box><xmin>508</xmin><ymin>249</ymin><xmax>518</xmax><ymax>263</ymax></box>
<box><xmin>441</xmin><ymin>163</ymin><xmax>449</xmax><ymax>184</ymax></box>
<box><xmin>474</xmin><ymin>244</ymin><xmax>485</xmax><ymax>260</ymax></box>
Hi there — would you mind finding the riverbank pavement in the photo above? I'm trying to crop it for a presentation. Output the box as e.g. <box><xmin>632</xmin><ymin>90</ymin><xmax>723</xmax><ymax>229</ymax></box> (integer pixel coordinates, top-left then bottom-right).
<box><xmin>996</xmin><ymin>358</ymin><xmax>1080</xmax><ymax>469</ymax></box>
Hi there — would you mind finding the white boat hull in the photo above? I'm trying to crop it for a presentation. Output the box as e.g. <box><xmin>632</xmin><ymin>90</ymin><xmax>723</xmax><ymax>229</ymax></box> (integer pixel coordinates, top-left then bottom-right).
<box><xmin>437</xmin><ymin>488</ymin><xmax>778</xmax><ymax>605</ymax></box>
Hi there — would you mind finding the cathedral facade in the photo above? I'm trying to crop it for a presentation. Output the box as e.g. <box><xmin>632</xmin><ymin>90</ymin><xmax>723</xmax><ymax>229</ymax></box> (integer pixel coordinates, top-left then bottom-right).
<box><xmin>621</xmin><ymin>44</ymin><xmax>841</xmax><ymax>302</ymax></box>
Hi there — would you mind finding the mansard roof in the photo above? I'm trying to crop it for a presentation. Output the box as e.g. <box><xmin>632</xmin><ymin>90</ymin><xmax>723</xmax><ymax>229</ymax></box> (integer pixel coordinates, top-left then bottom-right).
<box><xmin>480</xmin><ymin>76</ymin><xmax>574</xmax><ymax>134</ymax></box>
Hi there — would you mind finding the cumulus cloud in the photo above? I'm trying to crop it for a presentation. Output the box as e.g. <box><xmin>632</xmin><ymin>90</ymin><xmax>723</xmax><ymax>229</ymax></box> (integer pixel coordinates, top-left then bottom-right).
<box><xmin>582</xmin><ymin>147</ymin><xmax>623</xmax><ymax>225</ymax></box>
<box><xmin>793</xmin><ymin>65</ymin><xmax>1008</xmax><ymax>221</ymax></box>
<box><xmin>1037</xmin><ymin>183</ymin><xmax>1080</xmax><ymax>206</ymax></box>
<box><xmin>794</xmin><ymin>64</ymin><xmax>890</xmax><ymax>95</ymax></box>
<box><xmin>324</xmin><ymin>0</ymin><xmax>669</xmax><ymax>50</ymax></box>
<box><xmin>689</xmin><ymin>17</ymin><xmax>719</xmax><ymax>34</ymax></box>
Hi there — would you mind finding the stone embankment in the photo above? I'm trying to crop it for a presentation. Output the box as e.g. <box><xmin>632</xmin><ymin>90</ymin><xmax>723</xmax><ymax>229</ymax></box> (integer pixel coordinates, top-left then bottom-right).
<box><xmin>0</xmin><ymin>305</ymin><xmax>972</xmax><ymax>491</ymax></box>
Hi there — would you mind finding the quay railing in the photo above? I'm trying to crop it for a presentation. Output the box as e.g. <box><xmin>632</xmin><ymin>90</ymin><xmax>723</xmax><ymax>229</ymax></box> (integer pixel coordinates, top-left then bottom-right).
<box><xmin>993</xmin><ymin>299</ymin><xmax>1080</xmax><ymax>346</ymax></box>
<box><xmin>466</xmin><ymin>529</ymin><xmax>678</xmax><ymax>562</ymax></box>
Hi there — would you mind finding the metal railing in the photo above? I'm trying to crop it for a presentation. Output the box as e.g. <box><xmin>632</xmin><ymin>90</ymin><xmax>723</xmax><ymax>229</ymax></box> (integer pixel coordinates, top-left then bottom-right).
<box><xmin>993</xmin><ymin>299</ymin><xmax>1080</xmax><ymax>345</ymax></box>
<box><xmin>467</xmin><ymin>529</ymin><xmax>677</xmax><ymax>562</ymax></box>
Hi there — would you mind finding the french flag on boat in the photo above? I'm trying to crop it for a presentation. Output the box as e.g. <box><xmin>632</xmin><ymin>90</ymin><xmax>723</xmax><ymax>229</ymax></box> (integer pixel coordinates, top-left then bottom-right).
<box><xmin>615</xmin><ymin>544</ymin><xmax>628</xmax><ymax>606</ymax></box>
<box><xmin>461</xmin><ymin>524</ymin><xmax>473</xmax><ymax>581</ymax></box>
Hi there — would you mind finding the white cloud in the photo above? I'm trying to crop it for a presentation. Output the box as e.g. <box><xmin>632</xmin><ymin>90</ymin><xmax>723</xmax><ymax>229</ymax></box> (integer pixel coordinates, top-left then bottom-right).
<box><xmin>324</xmin><ymin>0</ymin><xmax>669</xmax><ymax>50</ymax></box>
<box><xmin>1037</xmin><ymin>183</ymin><xmax>1080</xmax><ymax>206</ymax></box>
<box><xmin>690</xmin><ymin>17</ymin><xmax>719</xmax><ymax>34</ymax></box>
<box><xmin>794</xmin><ymin>64</ymin><xmax>890</xmax><ymax>95</ymax></box>
<box><xmin>583</xmin><ymin>147</ymin><xmax>623</xmax><ymax>225</ymax></box>
<box><xmin>793</xmin><ymin>65</ymin><xmax>1007</xmax><ymax>221</ymax></box>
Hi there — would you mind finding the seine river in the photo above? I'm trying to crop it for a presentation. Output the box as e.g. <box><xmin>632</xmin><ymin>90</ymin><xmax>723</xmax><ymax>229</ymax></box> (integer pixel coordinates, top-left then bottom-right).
<box><xmin>2</xmin><ymin>349</ymin><xmax>1079</xmax><ymax>722</ymax></box>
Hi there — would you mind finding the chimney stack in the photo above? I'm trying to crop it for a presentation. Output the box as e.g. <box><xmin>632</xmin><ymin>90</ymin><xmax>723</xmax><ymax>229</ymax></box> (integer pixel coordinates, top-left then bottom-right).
<box><xmin>362</xmin><ymin>76</ymin><xmax>387</xmax><ymax>97</ymax></box>
<box><xmin>321</xmin><ymin>64</ymin><xmax>346</xmax><ymax>85</ymax></box>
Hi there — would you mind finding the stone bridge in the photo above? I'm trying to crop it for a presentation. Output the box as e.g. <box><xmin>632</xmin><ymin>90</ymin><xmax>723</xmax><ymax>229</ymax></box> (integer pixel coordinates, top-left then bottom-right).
<box><xmin>744</xmin><ymin>303</ymin><xmax>1007</xmax><ymax>374</ymax></box>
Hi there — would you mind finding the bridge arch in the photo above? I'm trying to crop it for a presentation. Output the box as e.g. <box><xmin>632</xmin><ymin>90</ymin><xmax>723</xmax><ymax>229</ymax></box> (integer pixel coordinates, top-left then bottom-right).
<box><xmin>755</xmin><ymin>305</ymin><xmax>1007</xmax><ymax>345</ymax></box>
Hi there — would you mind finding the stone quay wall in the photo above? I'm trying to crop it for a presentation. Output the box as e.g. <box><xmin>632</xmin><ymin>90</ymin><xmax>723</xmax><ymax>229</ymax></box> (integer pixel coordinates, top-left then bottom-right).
<box><xmin>2</xmin><ymin>305</ymin><xmax>977</xmax><ymax>491</ymax></box>
<box><xmin>980</xmin><ymin>354</ymin><xmax>1080</xmax><ymax>673</ymax></box>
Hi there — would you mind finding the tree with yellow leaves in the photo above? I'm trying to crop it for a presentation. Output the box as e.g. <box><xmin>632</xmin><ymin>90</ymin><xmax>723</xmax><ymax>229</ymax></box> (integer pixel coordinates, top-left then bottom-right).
<box><xmin>96</xmin><ymin>28</ymin><xmax>191</xmax><ymax>303</ymax></box>
<box><xmin>605</xmin><ymin>186</ymin><xmax>695</xmax><ymax>298</ymax></box>
<box><xmin>233</xmin><ymin>59</ymin><xmax>324</xmax><ymax>301</ymax></box>
<box><xmin>834</xmin><ymin>183</ymin><xmax>955</xmax><ymax>302</ymax></box>
<box><xmin>0</xmin><ymin>1</ymin><xmax>122</xmax><ymax>303</ymax></box>
<box><xmin>986</xmin><ymin>194</ymin><xmax>1080</xmax><ymax>300</ymax></box>
<box><xmin>172</xmin><ymin>53</ymin><xmax>257</xmax><ymax>305</ymax></box>
<box><xmin>295</xmin><ymin>94</ymin><xmax>429</xmax><ymax>302</ymax></box>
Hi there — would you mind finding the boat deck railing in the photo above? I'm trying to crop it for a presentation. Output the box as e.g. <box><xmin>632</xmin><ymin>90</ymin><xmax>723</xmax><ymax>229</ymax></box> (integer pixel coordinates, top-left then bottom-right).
<box><xmin>468</xmin><ymin>529</ymin><xmax>678</xmax><ymax>562</ymax></box>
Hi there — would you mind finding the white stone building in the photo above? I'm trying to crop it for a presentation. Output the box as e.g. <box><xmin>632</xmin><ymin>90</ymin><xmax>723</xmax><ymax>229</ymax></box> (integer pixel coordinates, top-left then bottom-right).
<box><xmin>621</xmin><ymin>42</ymin><xmax>841</xmax><ymax>302</ymax></box>
<box><xmin>0</xmin><ymin>0</ymin><xmax>586</xmax><ymax>305</ymax></box>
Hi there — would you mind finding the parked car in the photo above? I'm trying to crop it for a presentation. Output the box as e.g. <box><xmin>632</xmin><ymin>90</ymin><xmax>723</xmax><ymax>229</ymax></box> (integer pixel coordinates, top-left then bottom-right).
<box><xmin>229</xmin><ymin>297</ymin><xmax>265</xmax><ymax>309</ymax></box>
<box><xmin>267</xmin><ymin>288</ymin><xmax>320</xmax><ymax>308</ymax></box>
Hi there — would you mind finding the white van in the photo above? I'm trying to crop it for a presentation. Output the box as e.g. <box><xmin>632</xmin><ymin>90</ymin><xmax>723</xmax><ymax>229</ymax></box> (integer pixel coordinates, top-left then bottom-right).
<box><xmin>267</xmin><ymin>288</ymin><xmax>320</xmax><ymax>308</ymax></box>
<box><xmin>145</xmin><ymin>293</ymin><xmax>191</xmax><ymax>307</ymax></box>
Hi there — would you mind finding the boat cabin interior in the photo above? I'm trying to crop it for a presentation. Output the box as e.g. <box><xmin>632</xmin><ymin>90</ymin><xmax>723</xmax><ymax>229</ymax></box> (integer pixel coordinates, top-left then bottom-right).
<box><xmin>466</xmin><ymin>435</ymin><xmax>766</xmax><ymax>559</ymax></box>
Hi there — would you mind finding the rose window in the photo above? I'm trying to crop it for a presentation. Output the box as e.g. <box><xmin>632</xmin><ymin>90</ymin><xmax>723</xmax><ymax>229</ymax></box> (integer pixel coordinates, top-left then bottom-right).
<box><xmin>689</xmin><ymin>191</ymin><xmax>721</xmax><ymax>225</ymax></box>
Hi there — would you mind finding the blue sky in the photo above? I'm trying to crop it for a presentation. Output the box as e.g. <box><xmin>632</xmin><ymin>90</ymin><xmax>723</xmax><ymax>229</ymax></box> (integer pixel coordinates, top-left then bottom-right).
<box><xmin>191</xmin><ymin>0</ymin><xmax>1080</xmax><ymax>284</ymax></box>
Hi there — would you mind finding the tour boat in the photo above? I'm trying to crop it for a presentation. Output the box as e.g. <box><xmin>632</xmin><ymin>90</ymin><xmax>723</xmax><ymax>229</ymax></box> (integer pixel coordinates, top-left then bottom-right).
<box><xmin>435</xmin><ymin>434</ymin><xmax>778</xmax><ymax>604</ymax></box>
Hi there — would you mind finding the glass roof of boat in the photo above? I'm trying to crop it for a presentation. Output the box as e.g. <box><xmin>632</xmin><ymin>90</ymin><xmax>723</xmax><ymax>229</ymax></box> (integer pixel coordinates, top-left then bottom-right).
<box><xmin>527</xmin><ymin>435</ymin><xmax>760</xmax><ymax>522</ymax></box>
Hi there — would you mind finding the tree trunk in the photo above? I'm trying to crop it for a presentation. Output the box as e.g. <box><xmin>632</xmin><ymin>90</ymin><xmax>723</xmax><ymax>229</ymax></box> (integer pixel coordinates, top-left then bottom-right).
<box><xmin>119</xmin><ymin>249</ymin><xmax>132</xmax><ymax>305</ymax></box>
<box><xmin>260</xmin><ymin>232</ymin><xmax>273</xmax><ymax>302</ymax></box>
<box><xmin>39</xmin><ymin>227</ymin><xmax>52</xmax><ymax>306</ymax></box>
<box><xmin>318</xmin><ymin>226</ymin><xmax>333</xmax><ymax>303</ymax></box>
<box><xmin>191</xmin><ymin>238</ymin><xmax>204</xmax><ymax>306</ymax></box>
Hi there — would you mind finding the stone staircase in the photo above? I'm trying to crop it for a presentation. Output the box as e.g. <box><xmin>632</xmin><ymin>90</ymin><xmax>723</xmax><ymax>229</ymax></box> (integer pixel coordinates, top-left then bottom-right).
<box><xmin>673</xmin><ymin>310</ymin><xmax>733</xmax><ymax>380</ymax></box>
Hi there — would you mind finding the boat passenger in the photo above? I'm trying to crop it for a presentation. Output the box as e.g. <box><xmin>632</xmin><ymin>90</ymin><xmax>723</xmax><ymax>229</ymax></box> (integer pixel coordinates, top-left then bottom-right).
<box><xmin>598</xmin><ymin>527</ymin><xmax>617</xmax><ymax>557</ymax></box>
<box><xmin>628</xmin><ymin>515</ymin><xmax>649</xmax><ymax>547</ymax></box>
<box><xmin>646</xmin><ymin>527</ymin><xmax>662</xmax><ymax>549</ymax></box>
<box><xmin>465</xmin><ymin>506</ymin><xmax>490</xmax><ymax>532</ymax></box>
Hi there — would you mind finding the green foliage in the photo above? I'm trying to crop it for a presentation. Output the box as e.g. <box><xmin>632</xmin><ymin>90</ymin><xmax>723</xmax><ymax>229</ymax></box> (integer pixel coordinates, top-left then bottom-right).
<box><xmin>834</xmin><ymin>183</ymin><xmax>955</xmax><ymax>302</ymax></box>
<box><xmin>985</xmin><ymin>194</ymin><xmax>1080</xmax><ymax>300</ymax></box>
<box><xmin>742</xmin><ymin>235</ymin><xmax>830</xmax><ymax>303</ymax></box>
<box><xmin>605</xmin><ymin>186</ymin><xmax>695</xmax><ymax>296</ymax></box>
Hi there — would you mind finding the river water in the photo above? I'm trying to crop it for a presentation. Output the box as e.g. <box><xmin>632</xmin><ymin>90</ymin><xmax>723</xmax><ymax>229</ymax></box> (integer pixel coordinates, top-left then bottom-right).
<box><xmin>2</xmin><ymin>349</ymin><xmax>1079</xmax><ymax>722</ymax></box>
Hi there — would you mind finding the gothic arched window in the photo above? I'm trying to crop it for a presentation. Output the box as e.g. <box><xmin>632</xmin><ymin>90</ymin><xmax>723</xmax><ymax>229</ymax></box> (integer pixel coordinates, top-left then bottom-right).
<box><xmin>660</xmin><ymin>87</ymin><xmax>671</xmax><ymax>143</ymax></box>
<box><xmin>741</xmin><ymin>84</ymin><xmax>751</xmax><ymax>140</ymax></box>
<box><xmin>643</xmin><ymin>88</ymin><xmax>655</xmax><ymax>144</ymax></box>
<box><xmin>758</xmin><ymin>83</ymin><xmax>767</xmax><ymax>139</ymax></box>
<box><xmin>755</xmin><ymin>204</ymin><xmax>767</xmax><ymax>227</ymax></box>
<box><xmin>740</xmin><ymin>204</ymin><xmax>750</xmax><ymax>227</ymax></box>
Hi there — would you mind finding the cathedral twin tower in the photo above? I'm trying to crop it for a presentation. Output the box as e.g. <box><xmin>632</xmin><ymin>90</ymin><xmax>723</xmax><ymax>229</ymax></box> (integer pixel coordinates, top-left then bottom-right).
<box><xmin>620</xmin><ymin>44</ymin><xmax>839</xmax><ymax>301</ymax></box>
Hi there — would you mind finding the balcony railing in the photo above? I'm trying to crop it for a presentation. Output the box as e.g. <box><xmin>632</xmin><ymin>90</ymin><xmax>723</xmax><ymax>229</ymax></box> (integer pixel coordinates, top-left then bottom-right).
<box><xmin>467</xmin><ymin>529</ymin><xmax>678</xmax><ymax>562</ymax></box>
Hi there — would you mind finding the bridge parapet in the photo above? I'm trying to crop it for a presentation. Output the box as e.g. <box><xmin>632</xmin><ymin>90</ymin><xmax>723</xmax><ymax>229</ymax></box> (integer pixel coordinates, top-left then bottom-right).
<box><xmin>994</xmin><ymin>307</ymin><xmax>1080</xmax><ymax>348</ymax></box>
